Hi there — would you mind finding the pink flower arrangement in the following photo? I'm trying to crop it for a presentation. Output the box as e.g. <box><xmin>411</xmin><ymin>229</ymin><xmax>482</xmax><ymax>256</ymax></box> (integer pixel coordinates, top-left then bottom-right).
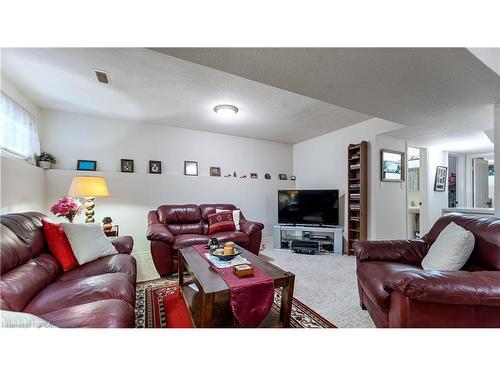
<box><xmin>50</xmin><ymin>196</ymin><xmax>82</xmax><ymax>223</ymax></box>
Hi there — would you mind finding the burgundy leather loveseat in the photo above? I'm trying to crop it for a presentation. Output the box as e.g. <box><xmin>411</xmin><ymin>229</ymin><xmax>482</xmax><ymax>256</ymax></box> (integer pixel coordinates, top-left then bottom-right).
<box><xmin>147</xmin><ymin>204</ymin><xmax>264</xmax><ymax>275</ymax></box>
<box><xmin>0</xmin><ymin>212</ymin><xmax>137</xmax><ymax>328</ymax></box>
<box><xmin>354</xmin><ymin>213</ymin><xmax>500</xmax><ymax>328</ymax></box>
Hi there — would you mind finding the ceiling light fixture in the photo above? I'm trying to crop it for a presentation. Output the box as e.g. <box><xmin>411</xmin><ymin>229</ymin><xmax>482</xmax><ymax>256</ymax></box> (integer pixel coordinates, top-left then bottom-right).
<box><xmin>213</xmin><ymin>104</ymin><xmax>238</xmax><ymax>116</ymax></box>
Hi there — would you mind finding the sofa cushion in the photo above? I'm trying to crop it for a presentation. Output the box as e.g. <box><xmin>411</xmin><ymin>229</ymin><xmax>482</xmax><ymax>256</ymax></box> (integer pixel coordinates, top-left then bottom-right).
<box><xmin>0</xmin><ymin>224</ymin><xmax>32</xmax><ymax>274</ymax></box>
<box><xmin>57</xmin><ymin>254</ymin><xmax>137</xmax><ymax>283</ymax></box>
<box><xmin>212</xmin><ymin>231</ymin><xmax>250</xmax><ymax>248</ymax></box>
<box><xmin>42</xmin><ymin>220</ymin><xmax>78</xmax><ymax>271</ymax></box>
<box><xmin>421</xmin><ymin>221</ymin><xmax>475</xmax><ymax>271</ymax></box>
<box><xmin>356</xmin><ymin>261</ymin><xmax>421</xmax><ymax>312</ymax></box>
<box><xmin>24</xmin><ymin>273</ymin><xmax>136</xmax><ymax>316</ymax></box>
<box><xmin>173</xmin><ymin>234</ymin><xmax>209</xmax><ymax>249</ymax></box>
<box><xmin>39</xmin><ymin>300</ymin><xmax>135</xmax><ymax>328</ymax></box>
<box><xmin>61</xmin><ymin>223</ymin><xmax>118</xmax><ymax>265</ymax></box>
<box><xmin>207</xmin><ymin>211</ymin><xmax>236</xmax><ymax>235</ymax></box>
<box><xmin>200</xmin><ymin>204</ymin><xmax>237</xmax><ymax>221</ymax></box>
<box><xmin>0</xmin><ymin>253</ymin><xmax>61</xmax><ymax>312</ymax></box>
<box><xmin>1</xmin><ymin>212</ymin><xmax>47</xmax><ymax>257</ymax></box>
<box><xmin>158</xmin><ymin>205</ymin><xmax>204</xmax><ymax>235</ymax></box>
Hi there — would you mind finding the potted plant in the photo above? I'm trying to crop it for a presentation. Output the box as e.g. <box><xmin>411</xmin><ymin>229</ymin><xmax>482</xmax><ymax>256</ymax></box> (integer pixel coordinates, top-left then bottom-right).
<box><xmin>102</xmin><ymin>217</ymin><xmax>113</xmax><ymax>232</ymax></box>
<box><xmin>37</xmin><ymin>152</ymin><xmax>57</xmax><ymax>169</ymax></box>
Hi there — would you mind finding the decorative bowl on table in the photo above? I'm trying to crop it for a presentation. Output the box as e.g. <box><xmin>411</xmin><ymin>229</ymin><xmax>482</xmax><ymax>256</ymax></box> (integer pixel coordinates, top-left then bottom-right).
<box><xmin>209</xmin><ymin>247</ymin><xmax>243</xmax><ymax>261</ymax></box>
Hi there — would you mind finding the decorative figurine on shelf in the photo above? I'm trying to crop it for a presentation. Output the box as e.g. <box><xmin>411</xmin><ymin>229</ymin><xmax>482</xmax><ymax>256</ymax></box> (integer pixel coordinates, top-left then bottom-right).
<box><xmin>50</xmin><ymin>196</ymin><xmax>82</xmax><ymax>223</ymax></box>
<box><xmin>233</xmin><ymin>171</ymin><xmax>237</xmax><ymax>177</ymax></box>
<box><xmin>102</xmin><ymin>217</ymin><xmax>113</xmax><ymax>232</ymax></box>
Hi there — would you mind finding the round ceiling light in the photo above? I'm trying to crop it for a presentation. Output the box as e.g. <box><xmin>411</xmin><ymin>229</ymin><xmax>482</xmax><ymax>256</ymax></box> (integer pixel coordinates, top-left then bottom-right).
<box><xmin>213</xmin><ymin>104</ymin><xmax>238</xmax><ymax>116</ymax></box>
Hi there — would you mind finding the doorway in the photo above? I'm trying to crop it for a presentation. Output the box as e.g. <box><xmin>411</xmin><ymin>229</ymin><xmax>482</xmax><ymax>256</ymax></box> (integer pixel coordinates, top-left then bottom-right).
<box><xmin>448</xmin><ymin>154</ymin><xmax>458</xmax><ymax>207</ymax></box>
<box><xmin>406</xmin><ymin>146</ymin><xmax>427</xmax><ymax>239</ymax></box>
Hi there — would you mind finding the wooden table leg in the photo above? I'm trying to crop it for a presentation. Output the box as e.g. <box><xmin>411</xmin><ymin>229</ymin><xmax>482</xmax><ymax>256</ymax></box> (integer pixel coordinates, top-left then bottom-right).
<box><xmin>178</xmin><ymin>252</ymin><xmax>185</xmax><ymax>286</ymax></box>
<box><xmin>280</xmin><ymin>272</ymin><xmax>295</xmax><ymax>328</ymax></box>
<box><xmin>200</xmin><ymin>292</ymin><xmax>214</xmax><ymax>328</ymax></box>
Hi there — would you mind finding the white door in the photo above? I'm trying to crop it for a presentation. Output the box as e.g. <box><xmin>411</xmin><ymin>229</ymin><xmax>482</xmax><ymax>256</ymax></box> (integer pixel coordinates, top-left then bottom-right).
<box><xmin>473</xmin><ymin>158</ymin><xmax>489</xmax><ymax>208</ymax></box>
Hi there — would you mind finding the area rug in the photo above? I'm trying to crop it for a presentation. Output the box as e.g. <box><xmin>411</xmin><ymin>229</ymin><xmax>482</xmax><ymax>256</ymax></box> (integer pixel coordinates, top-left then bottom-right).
<box><xmin>135</xmin><ymin>276</ymin><xmax>336</xmax><ymax>328</ymax></box>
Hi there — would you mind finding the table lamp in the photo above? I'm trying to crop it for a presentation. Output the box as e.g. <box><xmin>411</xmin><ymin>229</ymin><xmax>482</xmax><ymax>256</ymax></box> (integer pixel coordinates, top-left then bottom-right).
<box><xmin>68</xmin><ymin>176</ymin><xmax>110</xmax><ymax>223</ymax></box>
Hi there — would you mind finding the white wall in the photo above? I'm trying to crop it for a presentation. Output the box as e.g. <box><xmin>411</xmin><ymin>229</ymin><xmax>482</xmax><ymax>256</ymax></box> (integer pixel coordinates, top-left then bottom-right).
<box><xmin>293</xmin><ymin>118</ymin><xmax>406</xmax><ymax>240</ymax></box>
<box><xmin>495</xmin><ymin>103</ymin><xmax>499</xmax><ymax>216</ymax></box>
<box><xmin>1</xmin><ymin>156</ymin><xmax>45</xmax><ymax>213</ymax></box>
<box><xmin>39</xmin><ymin>109</ymin><xmax>295</xmax><ymax>253</ymax></box>
<box><xmin>0</xmin><ymin>76</ymin><xmax>45</xmax><ymax>213</ymax></box>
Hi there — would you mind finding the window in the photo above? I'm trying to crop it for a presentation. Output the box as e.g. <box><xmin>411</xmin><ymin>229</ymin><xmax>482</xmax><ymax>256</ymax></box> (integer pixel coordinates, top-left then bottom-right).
<box><xmin>0</xmin><ymin>91</ymin><xmax>40</xmax><ymax>161</ymax></box>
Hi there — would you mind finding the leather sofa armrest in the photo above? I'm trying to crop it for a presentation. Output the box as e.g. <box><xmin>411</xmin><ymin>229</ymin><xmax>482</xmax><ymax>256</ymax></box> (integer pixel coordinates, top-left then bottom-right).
<box><xmin>239</xmin><ymin>219</ymin><xmax>264</xmax><ymax>237</ymax></box>
<box><xmin>384</xmin><ymin>270</ymin><xmax>500</xmax><ymax>307</ymax></box>
<box><xmin>147</xmin><ymin>223</ymin><xmax>175</xmax><ymax>244</ymax></box>
<box><xmin>353</xmin><ymin>240</ymin><xmax>428</xmax><ymax>266</ymax></box>
<box><xmin>111</xmin><ymin>236</ymin><xmax>134</xmax><ymax>254</ymax></box>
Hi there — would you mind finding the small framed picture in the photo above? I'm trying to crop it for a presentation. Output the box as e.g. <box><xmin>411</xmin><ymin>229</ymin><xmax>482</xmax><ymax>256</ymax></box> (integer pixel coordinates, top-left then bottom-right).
<box><xmin>121</xmin><ymin>159</ymin><xmax>134</xmax><ymax>173</ymax></box>
<box><xmin>250</xmin><ymin>173</ymin><xmax>258</xmax><ymax>179</ymax></box>
<box><xmin>210</xmin><ymin>166</ymin><xmax>221</xmax><ymax>177</ymax></box>
<box><xmin>381</xmin><ymin>149</ymin><xmax>405</xmax><ymax>182</ymax></box>
<box><xmin>434</xmin><ymin>166</ymin><xmax>448</xmax><ymax>192</ymax></box>
<box><xmin>279</xmin><ymin>174</ymin><xmax>288</xmax><ymax>180</ymax></box>
<box><xmin>149</xmin><ymin>160</ymin><xmax>162</xmax><ymax>174</ymax></box>
<box><xmin>184</xmin><ymin>161</ymin><xmax>198</xmax><ymax>176</ymax></box>
<box><xmin>77</xmin><ymin>160</ymin><xmax>97</xmax><ymax>171</ymax></box>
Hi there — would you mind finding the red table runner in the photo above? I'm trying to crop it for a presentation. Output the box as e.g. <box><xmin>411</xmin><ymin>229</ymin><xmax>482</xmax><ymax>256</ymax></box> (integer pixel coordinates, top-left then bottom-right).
<box><xmin>193</xmin><ymin>245</ymin><xmax>274</xmax><ymax>327</ymax></box>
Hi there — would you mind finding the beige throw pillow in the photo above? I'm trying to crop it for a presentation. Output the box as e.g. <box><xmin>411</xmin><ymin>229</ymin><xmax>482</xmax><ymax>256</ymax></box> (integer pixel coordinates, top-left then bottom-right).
<box><xmin>61</xmin><ymin>223</ymin><xmax>117</xmax><ymax>265</ymax></box>
<box><xmin>421</xmin><ymin>221</ymin><xmax>475</xmax><ymax>271</ymax></box>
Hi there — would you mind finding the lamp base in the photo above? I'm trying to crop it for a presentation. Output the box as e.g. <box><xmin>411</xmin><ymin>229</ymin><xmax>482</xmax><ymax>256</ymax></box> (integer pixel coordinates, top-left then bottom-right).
<box><xmin>84</xmin><ymin>197</ymin><xmax>95</xmax><ymax>223</ymax></box>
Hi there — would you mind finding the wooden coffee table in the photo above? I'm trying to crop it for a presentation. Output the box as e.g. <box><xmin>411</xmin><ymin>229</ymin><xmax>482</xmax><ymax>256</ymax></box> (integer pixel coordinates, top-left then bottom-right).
<box><xmin>178</xmin><ymin>246</ymin><xmax>295</xmax><ymax>328</ymax></box>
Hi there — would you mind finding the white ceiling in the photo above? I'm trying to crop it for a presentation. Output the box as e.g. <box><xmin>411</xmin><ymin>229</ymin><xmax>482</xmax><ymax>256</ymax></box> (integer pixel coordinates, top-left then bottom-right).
<box><xmin>0</xmin><ymin>48</ymin><xmax>371</xmax><ymax>144</ymax></box>
<box><xmin>155</xmin><ymin>48</ymin><xmax>500</xmax><ymax>151</ymax></box>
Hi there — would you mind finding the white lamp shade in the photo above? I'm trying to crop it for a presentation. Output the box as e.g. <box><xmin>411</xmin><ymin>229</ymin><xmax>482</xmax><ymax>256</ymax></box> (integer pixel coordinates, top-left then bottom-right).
<box><xmin>68</xmin><ymin>176</ymin><xmax>110</xmax><ymax>197</ymax></box>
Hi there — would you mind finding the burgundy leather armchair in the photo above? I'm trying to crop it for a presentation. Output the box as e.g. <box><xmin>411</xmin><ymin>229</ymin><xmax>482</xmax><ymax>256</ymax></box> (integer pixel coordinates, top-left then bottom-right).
<box><xmin>354</xmin><ymin>213</ymin><xmax>500</xmax><ymax>328</ymax></box>
<box><xmin>147</xmin><ymin>204</ymin><xmax>264</xmax><ymax>276</ymax></box>
<box><xmin>0</xmin><ymin>212</ymin><xmax>137</xmax><ymax>328</ymax></box>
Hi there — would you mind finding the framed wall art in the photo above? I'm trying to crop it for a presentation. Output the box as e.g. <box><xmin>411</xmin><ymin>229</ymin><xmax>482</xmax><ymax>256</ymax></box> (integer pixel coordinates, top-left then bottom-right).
<box><xmin>184</xmin><ymin>161</ymin><xmax>198</xmax><ymax>176</ymax></box>
<box><xmin>434</xmin><ymin>166</ymin><xmax>448</xmax><ymax>192</ymax></box>
<box><xmin>381</xmin><ymin>149</ymin><xmax>405</xmax><ymax>182</ymax></box>
<box><xmin>210</xmin><ymin>166</ymin><xmax>221</xmax><ymax>177</ymax></box>
<box><xmin>77</xmin><ymin>160</ymin><xmax>97</xmax><ymax>171</ymax></box>
<box><xmin>149</xmin><ymin>160</ymin><xmax>162</xmax><ymax>174</ymax></box>
<box><xmin>121</xmin><ymin>159</ymin><xmax>134</xmax><ymax>173</ymax></box>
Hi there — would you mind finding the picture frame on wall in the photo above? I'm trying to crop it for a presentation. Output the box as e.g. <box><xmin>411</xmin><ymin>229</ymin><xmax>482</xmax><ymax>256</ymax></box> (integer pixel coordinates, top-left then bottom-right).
<box><xmin>381</xmin><ymin>149</ymin><xmax>405</xmax><ymax>182</ymax></box>
<box><xmin>279</xmin><ymin>174</ymin><xmax>288</xmax><ymax>180</ymax></box>
<box><xmin>121</xmin><ymin>159</ymin><xmax>134</xmax><ymax>173</ymax></box>
<box><xmin>434</xmin><ymin>165</ymin><xmax>448</xmax><ymax>192</ymax></box>
<box><xmin>210</xmin><ymin>166</ymin><xmax>221</xmax><ymax>177</ymax></box>
<box><xmin>250</xmin><ymin>172</ymin><xmax>258</xmax><ymax>179</ymax></box>
<box><xmin>77</xmin><ymin>160</ymin><xmax>97</xmax><ymax>171</ymax></box>
<box><xmin>149</xmin><ymin>160</ymin><xmax>161</xmax><ymax>174</ymax></box>
<box><xmin>184</xmin><ymin>161</ymin><xmax>198</xmax><ymax>176</ymax></box>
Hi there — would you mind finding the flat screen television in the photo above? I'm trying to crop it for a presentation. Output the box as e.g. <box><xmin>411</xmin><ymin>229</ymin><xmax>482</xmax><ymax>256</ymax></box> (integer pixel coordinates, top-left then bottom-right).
<box><xmin>278</xmin><ymin>189</ymin><xmax>339</xmax><ymax>226</ymax></box>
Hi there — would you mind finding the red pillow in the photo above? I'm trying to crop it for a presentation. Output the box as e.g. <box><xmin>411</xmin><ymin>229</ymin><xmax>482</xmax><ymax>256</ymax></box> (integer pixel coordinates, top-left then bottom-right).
<box><xmin>207</xmin><ymin>211</ymin><xmax>236</xmax><ymax>235</ymax></box>
<box><xmin>42</xmin><ymin>220</ymin><xmax>78</xmax><ymax>271</ymax></box>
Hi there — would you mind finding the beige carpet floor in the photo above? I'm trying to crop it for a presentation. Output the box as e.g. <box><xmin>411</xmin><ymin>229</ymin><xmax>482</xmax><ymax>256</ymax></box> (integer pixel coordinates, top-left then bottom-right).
<box><xmin>260</xmin><ymin>237</ymin><xmax>375</xmax><ymax>328</ymax></box>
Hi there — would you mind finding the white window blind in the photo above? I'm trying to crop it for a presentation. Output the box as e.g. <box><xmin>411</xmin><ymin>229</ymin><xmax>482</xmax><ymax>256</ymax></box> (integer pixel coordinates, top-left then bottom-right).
<box><xmin>0</xmin><ymin>91</ymin><xmax>40</xmax><ymax>160</ymax></box>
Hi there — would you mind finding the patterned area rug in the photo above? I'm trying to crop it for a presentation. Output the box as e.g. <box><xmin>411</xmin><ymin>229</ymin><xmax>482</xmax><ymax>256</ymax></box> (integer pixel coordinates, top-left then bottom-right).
<box><xmin>136</xmin><ymin>276</ymin><xmax>336</xmax><ymax>328</ymax></box>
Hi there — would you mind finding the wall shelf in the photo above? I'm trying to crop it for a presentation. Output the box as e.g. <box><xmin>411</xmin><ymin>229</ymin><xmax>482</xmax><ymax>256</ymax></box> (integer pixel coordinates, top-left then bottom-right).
<box><xmin>347</xmin><ymin>141</ymin><xmax>368</xmax><ymax>255</ymax></box>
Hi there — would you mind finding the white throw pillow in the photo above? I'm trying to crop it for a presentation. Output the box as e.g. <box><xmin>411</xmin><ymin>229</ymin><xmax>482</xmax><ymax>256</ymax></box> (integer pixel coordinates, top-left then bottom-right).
<box><xmin>421</xmin><ymin>221</ymin><xmax>475</xmax><ymax>271</ymax></box>
<box><xmin>1</xmin><ymin>310</ymin><xmax>56</xmax><ymax>328</ymax></box>
<box><xmin>61</xmin><ymin>223</ymin><xmax>117</xmax><ymax>265</ymax></box>
<box><xmin>216</xmin><ymin>209</ymin><xmax>240</xmax><ymax>230</ymax></box>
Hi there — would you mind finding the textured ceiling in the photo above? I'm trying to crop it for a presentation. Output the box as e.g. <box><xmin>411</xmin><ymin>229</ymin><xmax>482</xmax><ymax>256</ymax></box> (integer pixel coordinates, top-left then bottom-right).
<box><xmin>0</xmin><ymin>48</ymin><xmax>371</xmax><ymax>144</ymax></box>
<box><xmin>155</xmin><ymin>48</ymin><xmax>500</xmax><ymax>150</ymax></box>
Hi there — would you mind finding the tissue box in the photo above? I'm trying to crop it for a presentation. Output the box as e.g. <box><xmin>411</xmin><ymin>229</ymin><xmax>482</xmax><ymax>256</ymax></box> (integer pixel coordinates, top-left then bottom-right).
<box><xmin>233</xmin><ymin>264</ymin><xmax>254</xmax><ymax>277</ymax></box>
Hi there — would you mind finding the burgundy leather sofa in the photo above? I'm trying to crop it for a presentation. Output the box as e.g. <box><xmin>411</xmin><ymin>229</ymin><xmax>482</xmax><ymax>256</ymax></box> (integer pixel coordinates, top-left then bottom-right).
<box><xmin>354</xmin><ymin>213</ymin><xmax>500</xmax><ymax>328</ymax></box>
<box><xmin>147</xmin><ymin>204</ymin><xmax>264</xmax><ymax>275</ymax></box>
<box><xmin>0</xmin><ymin>212</ymin><xmax>137</xmax><ymax>328</ymax></box>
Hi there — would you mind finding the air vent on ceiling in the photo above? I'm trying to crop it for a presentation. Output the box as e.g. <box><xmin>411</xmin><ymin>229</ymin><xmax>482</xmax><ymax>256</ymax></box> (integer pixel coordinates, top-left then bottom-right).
<box><xmin>94</xmin><ymin>70</ymin><xmax>110</xmax><ymax>84</ymax></box>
